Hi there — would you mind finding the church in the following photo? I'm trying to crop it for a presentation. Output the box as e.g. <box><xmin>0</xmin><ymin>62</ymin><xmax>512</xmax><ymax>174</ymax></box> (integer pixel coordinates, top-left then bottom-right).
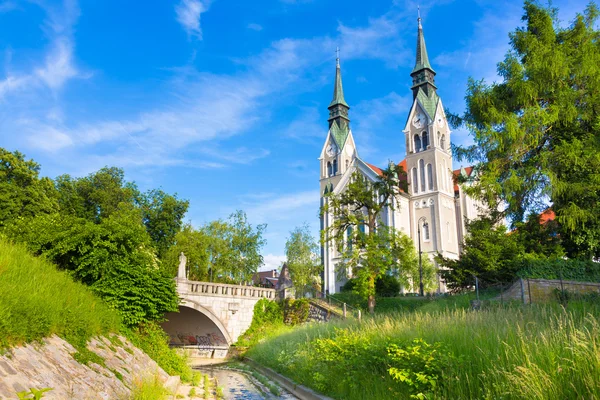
<box><xmin>319</xmin><ymin>16</ymin><xmax>484</xmax><ymax>294</ymax></box>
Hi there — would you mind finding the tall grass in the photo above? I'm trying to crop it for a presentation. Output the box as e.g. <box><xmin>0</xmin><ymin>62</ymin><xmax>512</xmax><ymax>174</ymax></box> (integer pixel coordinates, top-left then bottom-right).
<box><xmin>247</xmin><ymin>302</ymin><xmax>600</xmax><ymax>399</ymax></box>
<box><xmin>0</xmin><ymin>238</ymin><xmax>121</xmax><ymax>349</ymax></box>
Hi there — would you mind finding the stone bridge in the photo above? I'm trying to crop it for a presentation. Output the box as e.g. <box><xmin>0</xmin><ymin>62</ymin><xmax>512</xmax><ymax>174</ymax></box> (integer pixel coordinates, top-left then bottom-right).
<box><xmin>161</xmin><ymin>278</ymin><xmax>276</xmax><ymax>358</ymax></box>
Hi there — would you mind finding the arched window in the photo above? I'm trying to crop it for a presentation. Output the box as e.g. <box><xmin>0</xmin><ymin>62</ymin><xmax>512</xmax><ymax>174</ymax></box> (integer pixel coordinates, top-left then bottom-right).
<box><xmin>412</xmin><ymin>168</ymin><xmax>419</xmax><ymax>194</ymax></box>
<box><xmin>327</xmin><ymin>162</ymin><xmax>332</xmax><ymax>177</ymax></box>
<box><xmin>423</xmin><ymin>222</ymin><xmax>430</xmax><ymax>241</ymax></box>
<box><xmin>414</xmin><ymin>134</ymin><xmax>422</xmax><ymax>152</ymax></box>
<box><xmin>345</xmin><ymin>159</ymin><xmax>349</xmax><ymax>171</ymax></box>
<box><xmin>441</xmin><ymin>134</ymin><xmax>446</xmax><ymax>150</ymax></box>
<box><xmin>419</xmin><ymin>159</ymin><xmax>425</xmax><ymax>192</ymax></box>
<box><xmin>332</xmin><ymin>159</ymin><xmax>338</xmax><ymax>175</ymax></box>
<box><xmin>422</xmin><ymin>131</ymin><xmax>429</xmax><ymax>149</ymax></box>
<box><xmin>427</xmin><ymin>163</ymin><xmax>433</xmax><ymax>190</ymax></box>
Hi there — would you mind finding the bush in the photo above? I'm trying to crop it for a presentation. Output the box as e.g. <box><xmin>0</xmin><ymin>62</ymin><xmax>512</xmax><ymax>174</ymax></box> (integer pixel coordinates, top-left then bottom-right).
<box><xmin>283</xmin><ymin>298</ymin><xmax>309</xmax><ymax>325</ymax></box>
<box><xmin>235</xmin><ymin>299</ymin><xmax>286</xmax><ymax>347</ymax></box>
<box><xmin>375</xmin><ymin>275</ymin><xmax>401</xmax><ymax>297</ymax></box>
<box><xmin>517</xmin><ymin>257</ymin><xmax>600</xmax><ymax>282</ymax></box>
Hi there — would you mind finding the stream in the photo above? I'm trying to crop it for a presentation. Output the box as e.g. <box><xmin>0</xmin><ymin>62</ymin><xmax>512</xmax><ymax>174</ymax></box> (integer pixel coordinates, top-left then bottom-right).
<box><xmin>196</xmin><ymin>366</ymin><xmax>299</xmax><ymax>400</ymax></box>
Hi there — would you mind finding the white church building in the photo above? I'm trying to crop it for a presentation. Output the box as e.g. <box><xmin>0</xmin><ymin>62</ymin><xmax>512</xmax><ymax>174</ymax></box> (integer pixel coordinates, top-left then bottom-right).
<box><xmin>319</xmin><ymin>16</ymin><xmax>483</xmax><ymax>294</ymax></box>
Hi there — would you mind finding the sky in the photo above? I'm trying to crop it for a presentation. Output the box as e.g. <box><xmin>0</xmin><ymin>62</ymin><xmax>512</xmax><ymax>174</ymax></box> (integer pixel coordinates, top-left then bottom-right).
<box><xmin>0</xmin><ymin>0</ymin><xmax>591</xmax><ymax>270</ymax></box>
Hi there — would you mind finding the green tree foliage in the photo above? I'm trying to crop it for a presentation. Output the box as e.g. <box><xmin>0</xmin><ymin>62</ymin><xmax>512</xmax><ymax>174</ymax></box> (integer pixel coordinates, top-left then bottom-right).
<box><xmin>0</xmin><ymin>149</ymin><xmax>58</xmax><ymax>227</ymax></box>
<box><xmin>6</xmin><ymin>207</ymin><xmax>179</xmax><ymax>326</ymax></box>
<box><xmin>285</xmin><ymin>224</ymin><xmax>321</xmax><ymax>297</ymax></box>
<box><xmin>163</xmin><ymin>224</ymin><xmax>210</xmax><ymax>279</ymax></box>
<box><xmin>322</xmin><ymin>168</ymin><xmax>435</xmax><ymax>313</ymax></box>
<box><xmin>453</xmin><ymin>2</ymin><xmax>600</xmax><ymax>258</ymax></box>
<box><xmin>164</xmin><ymin>211</ymin><xmax>266</xmax><ymax>283</ymax></box>
<box><xmin>438</xmin><ymin>218</ymin><xmax>525</xmax><ymax>290</ymax></box>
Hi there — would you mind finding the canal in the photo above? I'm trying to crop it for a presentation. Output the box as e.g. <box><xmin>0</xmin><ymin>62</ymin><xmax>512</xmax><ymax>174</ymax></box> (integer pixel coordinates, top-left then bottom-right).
<box><xmin>197</xmin><ymin>365</ymin><xmax>298</xmax><ymax>400</ymax></box>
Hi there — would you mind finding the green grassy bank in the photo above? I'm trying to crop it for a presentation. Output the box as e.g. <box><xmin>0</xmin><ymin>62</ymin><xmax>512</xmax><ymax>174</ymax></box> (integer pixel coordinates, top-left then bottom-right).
<box><xmin>0</xmin><ymin>238</ymin><xmax>191</xmax><ymax>384</ymax></box>
<box><xmin>247</xmin><ymin>301</ymin><xmax>600</xmax><ymax>399</ymax></box>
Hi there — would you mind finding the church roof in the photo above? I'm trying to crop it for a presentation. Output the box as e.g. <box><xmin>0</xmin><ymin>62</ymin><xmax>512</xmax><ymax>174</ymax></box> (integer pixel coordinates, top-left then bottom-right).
<box><xmin>416</xmin><ymin>88</ymin><xmax>439</xmax><ymax>120</ymax></box>
<box><xmin>330</xmin><ymin>120</ymin><xmax>349</xmax><ymax>149</ymax></box>
<box><xmin>453</xmin><ymin>166</ymin><xmax>474</xmax><ymax>192</ymax></box>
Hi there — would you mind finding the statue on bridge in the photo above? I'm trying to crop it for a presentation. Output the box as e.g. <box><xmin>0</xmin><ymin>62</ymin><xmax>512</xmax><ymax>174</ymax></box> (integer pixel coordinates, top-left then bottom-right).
<box><xmin>178</xmin><ymin>252</ymin><xmax>187</xmax><ymax>280</ymax></box>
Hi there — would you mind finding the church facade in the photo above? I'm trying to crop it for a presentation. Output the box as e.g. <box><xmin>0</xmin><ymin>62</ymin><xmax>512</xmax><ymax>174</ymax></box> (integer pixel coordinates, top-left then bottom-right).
<box><xmin>319</xmin><ymin>17</ymin><xmax>483</xmax><ymax>294</ymax></box>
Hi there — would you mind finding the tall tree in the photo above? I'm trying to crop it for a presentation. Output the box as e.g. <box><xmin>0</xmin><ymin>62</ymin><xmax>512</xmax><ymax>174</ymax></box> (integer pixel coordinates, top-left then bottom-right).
<box><xmin>322</xmin><ymin>167</ymin><xmax>434</xmax><ymax>313</ymax></box>
<box><xmin>0</xmin><ymin>148</ymin><xmax>58</xmax><ymax>227</ymax></box>
<box><xmin>163</xmin><ymin>224</ymin><xmax>210</xmax><ymax>280</ymax></box>
<box><xmin>453</xmin><ymin>1</ymin><xmax>600</xmax><ymax>259</ymax></box>
<box><xmin>285</xmin><ymin>224</ymin><xmax>321</xmax><ymax>297</ymax></box>
<box><xmin>226</xmin><ymin>210</ymin><xmax>267</xmax><ymax>284</ymax></box>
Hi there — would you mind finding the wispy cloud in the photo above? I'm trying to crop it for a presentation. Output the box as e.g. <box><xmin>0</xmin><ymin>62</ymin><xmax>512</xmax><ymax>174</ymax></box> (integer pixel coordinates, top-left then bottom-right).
<box><xmin>261</xmin><ymin>254</ymin><xmax>286</xmax><ymax>271</ymax></box>
<box><xmin>242</xmin><ymin>190</ymin><xmax>319</xmax><ymax>224</ymax></box>
<box><xmin>247</xmin><ymin>23</ymin><xmax>263</xmax><ymax>31</ymax></box>
<box><xmin>0</xmin><ymin>1</ymin><xmax>16</xmax><ymax>13</ymax></box>
<box><xmin>175</xmin><ymin>0</ymin><xmax>209</xmax><ymax>39</ymax></box>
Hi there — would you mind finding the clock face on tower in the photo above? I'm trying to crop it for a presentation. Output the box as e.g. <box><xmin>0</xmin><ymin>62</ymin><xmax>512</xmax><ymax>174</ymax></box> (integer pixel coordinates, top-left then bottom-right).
<box><xmin>437</xmin><ymin>116</ymin><xmax>445</xmax><ymax>128</ymax></box>
<box><xmin>326</xmin><ymin>144</ymin><xmax>337</xmax><ymax>157</ymax></box>
<box><xmin>412</xmin><ymin>112</ymin><xmax>426</xmax><ymax>129</ymax></box>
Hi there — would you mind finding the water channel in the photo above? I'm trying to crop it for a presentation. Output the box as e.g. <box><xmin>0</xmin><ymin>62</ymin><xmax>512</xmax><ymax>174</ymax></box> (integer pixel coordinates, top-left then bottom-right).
<box><xmin>197</xmin><ymin>365</ymin><xmax>299</xmax><ymax>400</ymax></box>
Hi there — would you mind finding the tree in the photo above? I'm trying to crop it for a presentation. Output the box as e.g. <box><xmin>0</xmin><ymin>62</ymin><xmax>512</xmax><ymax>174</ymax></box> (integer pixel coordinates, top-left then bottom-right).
<box><xmin>0</xmin><ymin>148</ymin><xmax>58</xmax><ymax>227</ymax></box>
<box><xmin>322</xmin><ymin>167</ymin><xmax>435</xmax><ymax>313</ymax></box>
<box><xmin>453</xmin><ymin>2</ymin><xmax>600</xmax><ymax>259</ymax></box>
<box><xmin>138</xmin><ymin>189</ymin><xmax>189</xmax><ymax>258</ymax></box>
<box><xmin>225</xmin><ymin>210</ymin><xmax>267</xmax><ymax>284</ymax></box>
<box><xmin>285</xmin><ymin>224</ymin><xmax>321</xmax><ymax>297</ymax></box>
<box><xmin>163</xmin><ymin>224</ymin><xmax>210</xmax><ymax>280</ymax></box>
<box><xmin>7</xmin><ymin>206</ymin><xmax>179</xmax><ymax>326</ymax></box>
<box><xmin>437</xmin><ymin>218</ymin><xmax>526</xmax><ymax>291</ymax></box>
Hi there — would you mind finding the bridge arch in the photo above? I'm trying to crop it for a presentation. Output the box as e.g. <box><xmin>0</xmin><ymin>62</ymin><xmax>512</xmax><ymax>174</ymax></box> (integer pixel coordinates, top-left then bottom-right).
<box><xmin>161</xmin><ymin>299</ymin><xmax>232</xmax><ymax>347</ymax></box>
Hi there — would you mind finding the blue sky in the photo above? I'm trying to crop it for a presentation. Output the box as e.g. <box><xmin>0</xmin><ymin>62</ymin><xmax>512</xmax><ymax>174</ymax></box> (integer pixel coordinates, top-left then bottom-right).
<box><xmin>0</xmin><ymin>0</ymin><xmax>590</xmax><ymax>270</ymax></box>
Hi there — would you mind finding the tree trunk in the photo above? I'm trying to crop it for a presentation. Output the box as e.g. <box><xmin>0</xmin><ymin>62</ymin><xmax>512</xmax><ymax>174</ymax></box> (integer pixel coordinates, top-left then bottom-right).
<box><xmin>368</xmin><ymin>294</ymin><xmax>375</xmax><ymax>314</ymax></box>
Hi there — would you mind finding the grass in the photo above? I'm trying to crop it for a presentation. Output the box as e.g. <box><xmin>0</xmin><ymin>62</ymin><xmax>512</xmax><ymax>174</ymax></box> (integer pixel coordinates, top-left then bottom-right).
<box><xmin>0</xmin><ymin>238</ymin><xmax>121</xmax><ymax>349</ymax></box>
<box><xmin>247</xmin><ymin>300</ymin><xmax>600</xmax><ymax>399</ymax></box>
<box><xmin>129</xmin><ymin>375</ymin><xmax>171</xmax><ymax>400</ymax></box>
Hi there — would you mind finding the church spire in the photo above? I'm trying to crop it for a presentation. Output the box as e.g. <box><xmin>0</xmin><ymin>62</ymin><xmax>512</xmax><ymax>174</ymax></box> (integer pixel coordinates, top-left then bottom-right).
<box><xmin>329</xmin><ymin>47</ymin><xmax>348</xmax><ymax>108</ymax></box>
<box><xmin>327</xmin><ymin>48</ymin><xmax>351</xmax><ymax>148</ymax></box>
<box><xmin>410</xmin><ymin>11</ymin><xmax>437</xmax><ymax>99</ymax></box>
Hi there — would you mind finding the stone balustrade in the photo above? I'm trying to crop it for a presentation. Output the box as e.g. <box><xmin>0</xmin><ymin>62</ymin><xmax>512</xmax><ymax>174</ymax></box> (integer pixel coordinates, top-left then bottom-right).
<box><xmin>180</xmin><ymin>280</ymin><xmax>276</xmax><ymax>299</ymax></box>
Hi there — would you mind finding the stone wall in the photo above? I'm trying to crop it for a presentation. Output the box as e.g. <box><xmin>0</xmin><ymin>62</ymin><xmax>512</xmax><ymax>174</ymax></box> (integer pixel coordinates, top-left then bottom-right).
<box><xmin>501</xmin><ymin>278</ymin><xmax>600</xmax><ymax>303</ymax></box>
<box><xmin>0</xmin><ymin>335</ymin><xmax>172</xmax><ymax>400</ymax></box>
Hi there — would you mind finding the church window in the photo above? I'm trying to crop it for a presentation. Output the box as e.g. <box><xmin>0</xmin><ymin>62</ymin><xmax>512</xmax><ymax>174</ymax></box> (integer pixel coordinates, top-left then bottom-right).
<box><xmin>419</xmin><ymin>159</ymin><xmax>425</xmax><ymax>192</ymax></box>
<box><xmin>412</xmin><ymin>168</ymin><xmax>419</xmax><ymax>194</ymax></box>
<box><xmin>345</xmin><ymin>159</ymin><xmax>349</xmax><ymax>171</ymax></box>
<box><xmin>422</xmin><ymin>131</ymin><xmax>429</xmax><ymax>148</ymax></box>
<box><xmin>423</xmin><ymin>222</ymin><xmax>430</xmax><ymax>241</ymax></box>
<box><xmin>333</xmin><ymin>159</ymin><xmax>338</xmax><ymax>175</ymax></box>
<box><xmin>346</xmin><ymin>226</ymin><xmax>353</xmax><ymax>251</ymax></box>
<box><xmin>440</xmin><ymin>134</ymin><xmax>446</xmax><ymax>150</ymax></box>
<box><xmin>414</xmin><ymin>134</ymin><xmax>422</xmax><ymax>152</ymax></box>
<box><xmin>427</xmin><ymin>163</ymin><xmax>433</xmax><ymax>190</ymax></box>
<box><xmin>327</xmin><ymin>161</ymin><xmax>332</xmax><ymax>177</ymax></box>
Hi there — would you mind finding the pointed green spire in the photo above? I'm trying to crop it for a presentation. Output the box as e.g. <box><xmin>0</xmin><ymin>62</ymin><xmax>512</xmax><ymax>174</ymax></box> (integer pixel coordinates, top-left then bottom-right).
<box><xmin>412</xmin><ymin>12</ymin><xmax>434</xmax><ymax>74</ymax></box>
<box><xmin>329</xmin><ymin>49</ymin><xmax>348</xmax><ymax>108</ymax></box>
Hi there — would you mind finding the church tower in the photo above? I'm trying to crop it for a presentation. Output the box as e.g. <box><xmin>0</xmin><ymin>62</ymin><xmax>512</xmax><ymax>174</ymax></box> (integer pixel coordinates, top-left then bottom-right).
<box><xmin>404</xmin><ymin>15</ymin><xmax>460</xmax><ymax>266</ymax></box>
<box><xmin>319</xmin><ymin>53</ymin><xmax>358</xmax><ymax>294</ymax></box>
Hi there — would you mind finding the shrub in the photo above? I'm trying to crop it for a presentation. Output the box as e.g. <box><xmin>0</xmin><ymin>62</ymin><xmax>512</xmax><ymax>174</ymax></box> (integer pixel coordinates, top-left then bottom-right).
<box><xmin>375</xmin><ymin>275</ymin><xmax>401</xmax><ymax>297</ymax></box>
<box><xmin>517</xmin><ymin>257</ymin><xmax>600</xmax><ymax>282</ymax></box>
<box><xmin>283</xmin><ymin>298</ymin><xmax>310</xmax><ymax>325</ymax></box>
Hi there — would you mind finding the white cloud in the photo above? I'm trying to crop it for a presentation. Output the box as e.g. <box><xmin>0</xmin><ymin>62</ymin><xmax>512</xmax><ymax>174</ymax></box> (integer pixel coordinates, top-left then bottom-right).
<box><xmin>243</xmin><ymin>190</ymin><xmax>319</xmax><ymax>224</ymax></box>
<box><xmin>27</xmin><ymin>125</ymin><xmax>73</xmax><ymax>152</ymax></box>
<box><xmin>175</xmin><ymin>0</ymin><xmax>208</xmax><ymax>39</ymax></box>
<box><xmin>35</xmin><ymin>38</ymin><xmax>78</xmax><ymax>89</ymax></box>
<box><xmin>247</xmin><ymin>23</ymin><xmax>263</xmax><ymax>31</ymax></box>
<box><xmin>261</xmin><ymin>254</ymin><xmax>286</xmax><ymax>271</ymax></box>
<box><xmin>284</xmin><ymin>107</ymin><xmax>323</xmax><ymax>144</ymax></box>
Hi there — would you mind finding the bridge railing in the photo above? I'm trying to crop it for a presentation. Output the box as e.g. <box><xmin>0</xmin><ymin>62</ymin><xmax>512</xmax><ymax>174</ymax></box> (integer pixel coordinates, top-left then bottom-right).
<box><xmin>179</xmin><ymin>279</ymin><xmax>276</xmax><ymax>299</ymax></box>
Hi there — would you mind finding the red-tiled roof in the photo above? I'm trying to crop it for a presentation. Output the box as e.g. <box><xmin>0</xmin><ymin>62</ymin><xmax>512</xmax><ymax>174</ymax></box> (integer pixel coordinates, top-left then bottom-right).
<box><xmin>539</xmin><ymin>209</ymin><xmax>555</xmax><ymax>224</ymax></box>
<box><xmin>365</xmin><ymin>162</ymin><xmax>384</xmax><ymax>176</ymax></box>
<box><xmin>453</xmin><ymin>166</ymin><xmax>474</xmax><ymax>193</ymax></box>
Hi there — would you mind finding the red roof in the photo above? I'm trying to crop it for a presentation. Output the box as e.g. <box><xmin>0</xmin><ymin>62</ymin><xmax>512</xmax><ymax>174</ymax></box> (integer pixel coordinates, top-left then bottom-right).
<box><xmin>453</xmin><ymin>166</ymin><xmax>474</xmax><ymax>193</ymax></box>
<box><xmin>539</xmin><ymin>209</ymin><xmax>555</xmax><ymax>224</ymax></box>
<box><xmin>365</xmin><ymin>162</ymin><xmax>384</xmax><ymax>176</ymax></box>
